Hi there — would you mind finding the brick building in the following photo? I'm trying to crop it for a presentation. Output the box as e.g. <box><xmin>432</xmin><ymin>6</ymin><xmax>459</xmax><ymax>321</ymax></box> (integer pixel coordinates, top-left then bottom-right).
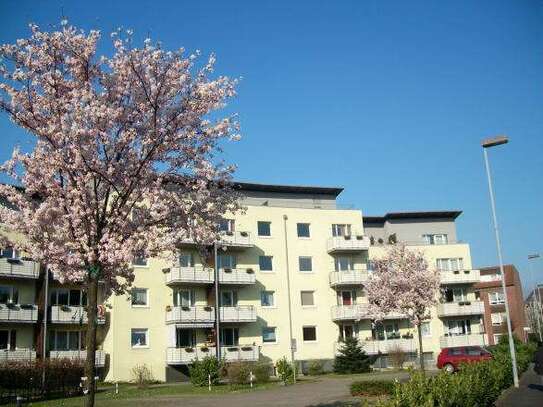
<box><xmin>475</xmin><ymin>265</ymin><xmax>527</xmax><ymax>345</ymax></box>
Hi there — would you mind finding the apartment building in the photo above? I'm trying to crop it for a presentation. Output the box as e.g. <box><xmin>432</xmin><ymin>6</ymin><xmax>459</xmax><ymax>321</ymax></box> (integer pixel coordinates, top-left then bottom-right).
<box><xmin>526</xmin><ymin>285</ymin><xmax>543</xmax><ymax>341</ymax></box>
<box><xmin>475</xmin><ymin>265</ymin><xmax>527</xmax><ymax>345</ymax></box>
<box><xmin>1</xmin><ymin>183</ymin><xmax>484</xmax><ymax>381</ymax></box>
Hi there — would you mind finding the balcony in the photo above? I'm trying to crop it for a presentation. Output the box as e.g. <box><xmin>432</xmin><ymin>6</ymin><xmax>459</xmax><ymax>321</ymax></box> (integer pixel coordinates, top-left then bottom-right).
<box><xmin>218</xmin><ymin>231</ymin><xmax>253</xmax><ymax>249</ymax></box>
<box><xmin>219</xmin><ymin>268</ymin><xmax>256</xmax><ymax>285</ymax></box>
<box><xmin>220</xmin><ymin>306</ymin><xmax>257</xmax><ymax>323</ymax></box>
<box><xmin>0</xmin><ymin>303</ymin><xmax>38</xmax><ymax>322</ymax></box>
<box><xmin>327</xmin><ymin>235</ymin><xmax>370</xmax><ymax>253</ymax></box>
<box><xmin>335</xmin><ymin>338</ymin><xmax>416</xmax><ymax>355</ymax></box>
<box><xmin>50</xmin><ymin>305</ymin><xmax>106</xmax><ymax>324</ymax></box>
<box><xmin>437</xmin><ymin>301</ymin><xmax>485</xmax><ymax>317</ymax></box>
<box><xmin>439</xmin><ymin>333</ymin><xmax>487</xmax><ymax>348</ymax></box>
<box><xmin>331</xmin><ymin>304</ymin><xmax>369</xmax><ymax>321</ymax></box>
<box><xmin>222</xmin><ymin>345</ymin><xmax>260</xmax><ymax>362</ymax></box>
<box><xmin>0</xmin><ymin>258</ymin><xmax>40</xmax><ymax>279</ymax></box>
<box><xmin>164</xmin><ymin>266</ymin><xmax>214</xmax><ymax>285</ymax></box>
<box><xmin>439</xmin><ymin>269</ymin><xmax>481</xmax><ymax>285</ymax></box>
<box><xmin>166</xmin><ymin>306</ymin><xmax>215</xmax><ymax>326</ymax></box>
<box><xmin>0</xmin><ymin>349</ymin><xmax>35</xmax><ymax>363</ymax></box>
<box><xmin>49</xmin><ymin>350</ymin><xmax>106</xmax><ymax>367</ymax></box>
<box><xmin>329</xmin><ymin>268</ymin><xmax>368</xmax><ymax>287</ymax></box>
<box><xmin>166</xmin><ymin>345</ymin><xmax>259</xmax><ymax>365</ymax></box>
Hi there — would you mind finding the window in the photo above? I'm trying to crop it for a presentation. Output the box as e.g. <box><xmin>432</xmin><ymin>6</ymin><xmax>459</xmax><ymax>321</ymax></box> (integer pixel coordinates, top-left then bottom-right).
<box><xmin>259</xmin><ymin>256</ymin><xmax>273</xmax><ymax>272</ymax></box>
<box><xmin>443</xmin><ymin>287</ymin><xmax>467</xmax><ymax>303</ymax></box>
<box><xmin>49</xmin><ymin>289</ymin><xmax>86</xmax><ymax>306</ymax></box>
<box><xmin>298</xmin><ymin>256</ymin><xmax>313</xmax><ymax>272</ymax></box>
<box><xmin>373</xmin><ymin>322</ymin><xmax>400</xmax><ymax>340</ymax></box>
<box><xmin>449</xmin><ymin>348</ymin><xmax>464</xmax><ymax>356</ymax></box>
<box><xmin>0</xmin><ymin>247</ymin><xmax>19</xmax><ymax>259</ymax></box>
<box><xmin>422</xmin><ymin>234</ymin><xmax>448</xmax><ymax>245</ymax></box>
<box><xmin>49</xmin><ymin>330</ymin><xmax>85</xmax><ymax>351</ymax></box>
<box><xmin>300</xmin><ymin>291</ymin><xmax>315</xmax><ymax>306</ymax></box>
<box><xmin>261</xmin><ymin>291</ymin><xmax>275</xmax><ymax>307</ymax></box>
<box><xmin>218</xmin><ymin>254</ymin><xmax>237</xmax><ymax>269</ymax></box>
<box><xmin>131</xmin><ymin>329</ymin><xmax>148</xmax><ymax>348</ymax></box>
<box><xmin>262</xmin><ymin>327</ymin><xmax>277</xmax><ymax>343</ymax></box>
<box><xmin>257</xmin><ymin>221</ymin><xmax>271</xmax><ymax>237</ymax></box>
<box><xmin>339</xmin><ymin>290</ymin><xmax>355</xmax><ymax>306</ymax></box>
<box><xmin>491</xmin><ymin>312</ymin><xmax>505</xmax><ymax>325</ymax></box>
<box><xmin>339</xmin><ymin>324</ymin><xmax>355</xmax><ymax>340</ymax></box>
<box><xmin>0</xmin><ymin>286</ymin><xmax>18</xmax><ymax>304</ymax></box>
<box><xmin>133</xmin><ymin>251</ymin><xmax>148</xmax><ymax>266</ymax></box>
<box><xmin>173</xmin><ymin>289</ymin><xmax>194</xmax><ymax>307</ymax></box>
<box><xmin>436</xmin><ymin>258</ymin><xmax>464</xmax><ymax>271</ymax></box>
<box><xmin>176</xmin><ymin>328</ymin><xmax>195</xmax><ymax>347</ymax></box>
<box><xmin>218</xmin><ymin>218</ymin><xmax>235</xmax><ymax>233</ymax></box>
<box><xmin>489</xmin><ymin>291</ymin><xmax>505</xmax><ymax>305</ymax></box>
<box><xmin>131</xmin><ymin>288</ymin><xmax>148</xmax><ymax>307</ymax></box>
<box><xmin>445</xmin><ymin>319</ymin><xmax>472</xmax><ymax>336</ymax></box>
<box><xmin>0</xmin><ymin>330</ymin><xmax>15</xmax><ymax>350</ymax></box>
<box><xmin>302</xmin><ymin>326</ymin><xmax>317</xmax><ymax>342</ymax></box>
<box><xmin>332</xmin><ymin>224</ymin><xmax>351</xmax><ymax>237</ymax></box>
<box><xmin>220</xmin><ymin>327</ymin><xmax>239</xmax><ymax>346</ymax></box>
<box><xmin>179</xmin><ymin>253</ymin><xmax>194</xmax><ymax>267</ymax></box>
<box><xmin>493</xmin><ymin>334</ymin><xmax>503</xmax><ymax>344</ymax></box>
<box><xmin>297</xmin><ymin>223</ymin><xmax>310</xmax><ymax>238</ymax></box>
<box><xmin>421</xmin><ymin>322</ymin><xmax>431</xmax><ymax>337</ymax></box>
<box><xmin>220</xmin><ymin>290</ymin><xmax>238</xmax><ymax>307</ymax></box>
<box><xmin>335</xmin><ymin>256</ymin><xmax>353</xmax><ymax>271</ymax></box>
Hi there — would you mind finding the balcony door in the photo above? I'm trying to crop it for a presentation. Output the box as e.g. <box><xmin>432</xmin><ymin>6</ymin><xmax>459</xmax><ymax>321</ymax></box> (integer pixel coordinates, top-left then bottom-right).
<box><xmin>446</xmin><ymin>319</ymin><xmax>472</xmax><ymax>336</ymax></box>
<box><xmin>220</xmin><ymin>290</ymin><xmax>238</xmax><ymax>307</ymax></box>
<box><xmin>217</xmin><ymin>254</ymin><xmax>237</xmax><ymax>270</ymax></box>
<box><xmin>332</xmin><ymin>224</ymin><xmax>351</xmax><ymax>237</ymax></box>
<box><xmin>0</xmin><ymin>330</ymin><xmax>15</xmax><ymax>350</ymax></box>
<box><xmin>179</xmin><ymin>253</ymin><xmax>194</xmax><ymax>268</ymax></box>
<box><xmin>173</xmin><ymin>289</ymin><xmax>195</xmax><ymax>307</ymax></box>
<box><xmin>176</xmin><ymin>328</ymin><xmax>195</xmax><ymax>347</ymax></box>
<box><xmin>339</xmin><ymin>290</ymin><xmax>355</xmax><ymax>306</ymax></box>
<box><xmin>444</xmin><ymin>287</ymin><xmax>467</xmax><ymax>303</ymax></box>
<box><xmin>373</xmin><ymin>322</ymin><xmax>400</xmax><ymax>341</ymax></box>
<box><xmin>335</xmin><ymin>256</ymin><xmax>353</xmax><ymax>272</ymax></box>
<box><xmin>220</xmin><ymin>327</ymin><xmax>239</xmax><ymax>346</ymax></box>
<box><xmin>339</xmin><ymin>324</ymin><xmax>355</xmax><ymax>340</ymax></box>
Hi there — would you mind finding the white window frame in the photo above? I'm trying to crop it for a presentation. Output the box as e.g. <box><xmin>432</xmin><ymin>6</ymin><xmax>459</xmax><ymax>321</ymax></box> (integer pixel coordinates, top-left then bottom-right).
<box><xmin>257</xmin><ymin>221</ymin><xmax>272</xmax><ymax>237</ymax></box>
<box><xmin>0</xmin><ymin>247</ymin><xmax>20</xmax><ymax>259</ymax></box>
<box><xmin>491</xmin><ymin>312</ymin><xmax>505</xmax><ymax>325</ymax></box>
<box><xmin>296</xmin><ymin>223</ymin><xmax>311</xmax><ymax>238</ymax></box>
<box><xmin>0</xmin><ymin>329</ymin><xmax>14</xmax><ymax>350</ymax></box>
<box><xmin>335</xmin><ymin>256</ymin><xmax>353</xmax><ymax>271</ymax></box>
<box><xmin>421</xmin><ymin>321</ymin><xmax>431</xmax><ymax>337</ymax></box>
<box><xmin>302</xmin><ymin>325</ymin><xmax>318</xmax><ymax>343</ymax></box>
<box><xmin>300</xmin><ymin>290</ymin><xmax>316</xmax><ymax>307</ymax></box>
<box><xmin>132</xmin><ymin>252</ymin><xmax>148</xmax><ymax>267</ymax></box>
<box><xmin>0</xmin><ymin>286</ymin><xmax>18</xmax><ymax>304</ymax></box>
<box><xmin>436</xmin><ymin>258</ymin><xmax>464</xmax><ymax>272</ymax></box>
<box><xmin>50</xmin><ymin>330</ymin><xmax>85</xmax><ymax>351</ymax></box>
<box><xmin>174</xmin><ymin>289</ymin><xmax>194</xmax><ymax>307</ymax></box>
<box><xmin>423</xmin><ymin>234</ymin><xmax>448</xmax><ymax>245</ymax></box>
<box><xmin>298</xmin><ymin>256</ymin><xmax>313</xmax><ymax>273</ymax></box>
<box><xmin>332</xmin><ymin>224</ymin><xmax>351</xmax><ymax>237</ymax></box>
<box><xmin>258</xmin><ymin>255</ymin><xmax>274</xmax><ymax>272</ymax></box>
<box><xmin>178</xmin><ymin>253</ymin><xmax>194</xmax><ymax>268</ymax></box>
<box><xmin>262</xmin><ymin>327</ymin><xmax>277</xmax><ymax>344</ymax></box>
<box><xmin>489</xmin><ymin>291</ymin><xmax>505</xmax><ymax>305</ymax></box>
<box><xmin>131</xmin><ymin>288</ymin><xmax>149</xmax><ymax>308</ymax></box>
<box><xmin>218</xmin><ymin>218</ymin><xmax>235</xmax><ymax>233</ymax></box>
<box><xmin>131</xmin><ymin>328</ymin><xmax>149</xmax><ymax>348</ymax></box>
<box><xmin>260</xmin><ymin>290</ymin><xmax>275</xmax><ymax>308</ymax></box>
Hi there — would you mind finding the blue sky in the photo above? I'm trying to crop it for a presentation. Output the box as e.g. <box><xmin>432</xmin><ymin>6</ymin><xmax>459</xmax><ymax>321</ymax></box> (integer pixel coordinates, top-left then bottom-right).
<box><xmin>1</xmin><ymin>1</ymin><xmax>542</xmax><ymax>296</ymax></box>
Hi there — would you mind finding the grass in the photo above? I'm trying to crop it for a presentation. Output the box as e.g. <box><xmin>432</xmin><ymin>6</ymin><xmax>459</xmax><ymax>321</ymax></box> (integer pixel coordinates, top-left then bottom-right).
<box><xmin>25</xmin><ymin>380</ymin><xmax>284</xmax><ymax>406</ymax></box>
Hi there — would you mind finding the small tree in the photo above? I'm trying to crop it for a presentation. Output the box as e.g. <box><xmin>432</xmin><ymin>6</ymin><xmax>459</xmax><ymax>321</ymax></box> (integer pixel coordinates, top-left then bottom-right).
<box><xmin>189</xmin><ymin>356</ymin><xmax>223</xmax><ymax>387</ymax></box>
<box><xmin>276</xmin><ymin>357</ymin><xmax>295</xmax><ymax>385</ymax></box>
<box><xmin>365</xmin><ymin>244</ymin><xmax>440</xmax><ymax>372</ymax></box>
<box><xmin>334</xmin><ymin>337</ymin><xmax>372</xmax><ymax>374</ymax></box>
<box><xmin>388</xmin><ymin>345</ymin><xmax>408</xmax><ymax>370</ymax></box>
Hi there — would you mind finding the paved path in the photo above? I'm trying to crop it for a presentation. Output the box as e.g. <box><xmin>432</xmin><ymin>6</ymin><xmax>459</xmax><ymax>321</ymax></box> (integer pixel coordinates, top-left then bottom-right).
<box><xmin>496</xmin><ymin>365</ymin><xmax>543</xmax><ymax>407</ymax></box>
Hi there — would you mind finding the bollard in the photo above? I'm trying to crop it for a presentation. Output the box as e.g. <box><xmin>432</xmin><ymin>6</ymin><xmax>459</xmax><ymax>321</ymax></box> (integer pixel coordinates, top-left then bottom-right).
<box><xmin>250</xmin><ymin>371</ymin><xmax>253</xmax><ymax>388</ymax></box>
<box><xmin>16</xmin><ymin>396</ymin><xmax>23</xmax><ymax>407</ymax></box>
<box><xmin>208</xmin><ymin>374</ymin><xmax>211</xmax><ymax>391</ymax></box>
<box><xmin>115</xmin><ymin>382</ymin><xmax>119</xmax><ymax>394</ymax></box>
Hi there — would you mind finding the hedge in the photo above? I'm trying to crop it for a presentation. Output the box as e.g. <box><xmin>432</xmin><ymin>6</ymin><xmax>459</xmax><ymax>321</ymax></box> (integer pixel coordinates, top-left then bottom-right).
<box><xmin>351</xmin><ymin>380</ymin><xmax>395</xmax><ymax>396</ymax></box>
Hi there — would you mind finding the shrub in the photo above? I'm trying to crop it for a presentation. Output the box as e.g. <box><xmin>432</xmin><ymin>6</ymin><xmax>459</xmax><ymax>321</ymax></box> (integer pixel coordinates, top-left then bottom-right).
<box><xmin>253</xmin><ymin>362</ymin><xmax>272</xmax><ymax>383</ymax></box>
<box><xmin>351</xmin><ymin>380</ymin><xmax>395</xmax><ymax>396</ymax></box>
<box><xmin>131</xmin><ymin>364</ymin><xmax>154</xmax><ymax>389</ymax></box>
<box><xmin>388</xmin><ymin>345</ymin><xmax>408</xmax><ymax>370</ymax></box>
<box><xmin>334</xmin><ymin>337</ymin><xmax>372</xmax><ymax>374</ymax></box>
<box><xmin>307</xmin><ymin>360</ymin><xmax>324</xmax><ymax>375</ymax></box>
<box><xmin>276</xmin><ymin>357</ymin><xmax>295</xmax><ymax>385</ymax></box>
<box><xmin>226</xmin><ymin>361</ymin><xmax>252</xmax><ymax>385</ymax></box>
<box><xmin>189</xmin><ymin>356</ymin><xmax>223</xmax><ymax>387</ymax></box>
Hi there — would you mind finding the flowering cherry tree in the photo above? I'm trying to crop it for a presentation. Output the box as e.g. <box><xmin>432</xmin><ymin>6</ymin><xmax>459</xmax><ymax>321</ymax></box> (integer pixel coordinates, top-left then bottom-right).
<box><xmin>365</xmin><ymin>244</ymin><xmax>440</xmax><ymax>371</ymax></box>
<box><xmin>0</xmin><ymin>22</ymin><xmax>240</xmax><ymax>406</ymax></box>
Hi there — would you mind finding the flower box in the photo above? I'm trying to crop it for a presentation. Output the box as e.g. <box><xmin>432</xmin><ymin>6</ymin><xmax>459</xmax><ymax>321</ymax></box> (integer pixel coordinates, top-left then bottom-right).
<box><xmin>181</xmin><ymin>306</ymin><xmax>191</xmax><ymax>311</ymax></box>
<box><xmin>246</xmin><ymin>268</ymin><xmax>254</xmax><ymax>274</ymax></box>
<box><xmin>344</xmin><ymin>235</ymin><xmax>351</xmax><ymax>240</ymax></box>
<box><xmin>240</xmin><ymin>232</ymin><xmax>248</xmax><ymax>237</ymax></box>
<box><xmin>203</xmin><ymin>306</ymin><xmax>212</xmax><ymax>312</ymax></box>
<box><xmin>185</xmin><ymin>347</ymin><xmax>194</xmax><ymax>353</ymax></box>
<box><xmin>165</xmin><ymin>305</ymin><xmax>172</xmax><ymax>312</ymax></box>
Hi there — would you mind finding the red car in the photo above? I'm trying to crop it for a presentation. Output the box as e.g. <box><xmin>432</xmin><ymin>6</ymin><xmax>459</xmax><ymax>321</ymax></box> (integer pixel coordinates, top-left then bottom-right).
<box><xmin>436</xmin><ymin>346</ymin><xmax>493</xmax><ymax>372</ymax></box>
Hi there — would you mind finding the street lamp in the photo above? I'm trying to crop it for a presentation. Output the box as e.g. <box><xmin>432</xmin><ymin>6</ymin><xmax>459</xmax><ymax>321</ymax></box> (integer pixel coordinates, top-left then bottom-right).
<box><xmin>481</xmin><ymin>135</ymin><xmax>519</xmax><ymax>388</ymax></box>
<box><xmin>528</xmin><ymin>254</ymin><xmax>542</xmax><ymax>342</ymax></box>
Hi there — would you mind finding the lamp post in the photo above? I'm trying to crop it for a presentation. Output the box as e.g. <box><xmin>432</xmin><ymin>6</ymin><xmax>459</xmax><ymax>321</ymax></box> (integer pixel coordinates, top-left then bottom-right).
<box><xmin>528</xmin><ymin>254</ymin><xmax>542</xmax><ymax>342</ymax></box>
<box><xmin>481</xmin><ymin>135</ymin><xmax>519</xmax><ymax>388</ymax></box>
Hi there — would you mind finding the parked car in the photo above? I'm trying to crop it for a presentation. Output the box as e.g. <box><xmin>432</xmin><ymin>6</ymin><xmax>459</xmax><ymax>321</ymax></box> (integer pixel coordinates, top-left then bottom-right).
<box><xmin>436</xmin><ymin>346</ymin><xmax>493</xmax><ymax>372</ymax></box>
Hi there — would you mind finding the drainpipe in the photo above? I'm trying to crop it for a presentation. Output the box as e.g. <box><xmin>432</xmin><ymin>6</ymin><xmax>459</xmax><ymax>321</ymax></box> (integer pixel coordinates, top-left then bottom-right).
<box><xmin>42</xmin><ymin>268</ymin><xmax>49</xmax><ymax>388</ymax></box>
<box><xmin>214</xmin><ymin>242</ymin><xmax>221</xmax><ymax>359</ymax></box>
<box><xmin>282</xmin><ymin>215</ymin><xmax>296</xmax><ymax>383</ymax></box>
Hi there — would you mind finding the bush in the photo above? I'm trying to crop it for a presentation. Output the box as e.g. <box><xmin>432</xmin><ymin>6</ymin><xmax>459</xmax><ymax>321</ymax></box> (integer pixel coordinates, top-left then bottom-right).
<box><xmin>308</xmin><ymin>360</ymin><xmax>325</xmax><ymax>376</ymax></box>
<box><xmin>131</xmin><ymin>364</ymin><xmax>154</xmax><ymax>389</ymax></box>
<box><xmin>351</xmin><ymin>380</ymin><xmax>395</xmax><ymax>396</ymax></box>
<box><xmin>253</xmin><ymin>362</ymin><xmax>272</xmax><ymax>383</ymax></box>
<box><xmin>226</xmin><ymin>361</ymin><xmax>252</xmax><ymax>385</ymax></box>
<box><xmin>189</xmin><ymin>356</ymin><xmax>223</xmax><ymax>387</ymax></box>
<box><xmin>276</xmin><ymin>357</ymin><xmax>295</xmax><ymax>385</ymax></box>
<box><xmin>334</xmin><ymin>337</ymin><xmax>373</xmax><ymax>374</ymax></box>
<box><xmin>388</xmin><ymin>345</ymin><xmax>408</xmax><ymax>370</ymax></box>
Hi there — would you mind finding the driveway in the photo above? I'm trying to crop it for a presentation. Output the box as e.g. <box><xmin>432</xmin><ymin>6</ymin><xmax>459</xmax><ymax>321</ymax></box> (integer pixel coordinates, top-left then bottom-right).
<box><xmin>496</xmin><ymin>365</ymin><xmax>543</xmax><ymax>407</ymax></box>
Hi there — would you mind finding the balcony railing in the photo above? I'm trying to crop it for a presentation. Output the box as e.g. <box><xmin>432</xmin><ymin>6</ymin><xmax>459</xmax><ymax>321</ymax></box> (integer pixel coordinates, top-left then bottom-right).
<box><xmin>218</xmin><ymin>231</ymin><xmax>253</xmax><ymax>248</ymax></box>
<box><xmin>0</xmin><ymin>258</ymin><xmax>40</xmax><ymax>279</ymax></box>
<box><xmin>331</xmin><ymin>304</ymin><xmax>369</xmax><ymax>321</ymax></box>
<box><xmin>439</xmin><ymin>333</ymin><xmax>486</xmax><ymax>348</ymax></box>
<box><xmin>166</xmin><ymin>306</ymin><xmax>215</xmax><ymax>326</ymax></box>
<box><xmin>219</xmin><ymin>268</ymin><xmax>256</xmax><ymax>285</ymax></box>
<box><xmin>49</xmin><ymin>350</ymin><xmax>106</xmax><ymax>367</ymax></box>
<box><xmin>329</xmin><ymin>268</ymin><xmax>368</xmax><ymax>287</ymax></box>
<box><xmin>220</xmin><ymin>306</ymin><xmax>257</xmax><ymax>323</ymax></box>
<box><xmin>439</xmin><ymin>269</ymin><xmax>481</xmax><ymax>285</ymax></box>
<box><xmin>50</xmin><ymin>305</ymin><xmax>106</xmax><ymax>324</ymax></box>
<box><xmin>164</xmin><ymin>266</ymin><xmax>214</xmax><ymax>285</ymax></box>
<box><xmin>335</xmin><ymin>338</ymin><xmax>416</xmax><ymax>355</ymax></box>
<box><xmin>0</xmin><ymin>304</ymin><xmax>38</xmax><ymax>322</ymax></box>
<box><xmin>166</xmin><ymin>345</ymin><xmax>259</xmax><ymax>365</ymax></box>
<box><xmin>0</xmin><ymin>349</ymin><xmax>36</xmax><ymax>363</ymax></box>
<box><xmin>437</xmin><ymin>301</ymin><xmax>485</xmax><ymax>317</ymax></box>
<box><xmin>327</xmin><ymin>235</ymin><xmax>370</xmax><ymax>253</ymax></box>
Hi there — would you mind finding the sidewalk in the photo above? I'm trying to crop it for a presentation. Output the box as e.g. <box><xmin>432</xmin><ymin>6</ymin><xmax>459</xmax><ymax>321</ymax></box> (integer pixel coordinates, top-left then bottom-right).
<box><xmin>496</xmin><ymin>365</ymin><xmax>543</xmax><ymax>407</ymax></box>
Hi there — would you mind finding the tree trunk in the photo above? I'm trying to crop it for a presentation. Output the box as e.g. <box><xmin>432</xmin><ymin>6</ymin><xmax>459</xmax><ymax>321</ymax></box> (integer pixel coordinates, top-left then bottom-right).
<box><xmin>417</xmin><ymin>323</ymin><xmax>425</xmax><ymax>373</ymax></box>
<box><xmin>84</xmin><ymin>273</ymin><xmax>99</xmax><ymax>407</ymax></box>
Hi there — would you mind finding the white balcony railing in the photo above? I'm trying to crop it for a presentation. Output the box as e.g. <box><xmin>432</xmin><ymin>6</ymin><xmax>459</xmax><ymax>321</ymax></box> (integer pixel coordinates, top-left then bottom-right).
<box><xmin>0</xmin><ymin>258</ymin><xmax>40</xmax><ymax>279</ymax></box>
<box><xmin>327</xmin><ymin>235</ymin><xmax>370</xmax><ymax>253</ymax></box>
<box><xmin>219</xmin><ymin>231</ymin><xmax>253</xmax><ymax>248</ymax></box>
<box><xmin>165</xmin><ymin>266</ymin><xmax>214</xmax><ymax>285</ymax></box>
<box><xmin>50</xmin><ymin>305</ymin><xmax>106</xmax><ymax>324</ymax></box>
<box><xmin>439</xmin><ymin>333</ymin><xmax>486</xmax><ymax>348</ymax></box>
<box><xmin>0</xmin><ymin>349</ymin><xmax>36</xmax><ymax>363</ymax></box>
<box><xmin>437</xmin><ymin>301</ymin><xmax>485</xmax><ymax>317</ymax></box>
<box><xmin>166</xmin><ymin>306</ymin><xmax>215</xmax><ymax>325</ymax></box>
<box><xmin>439</xmin><ymin>269</ymin><xmax>481</xmax><ymax>285</ymax></box>
<box><xmin>220</xmin><ymin>306</ymin><xmax>257</xmax><ymax>323</ymax></box>
<box><xmin>219</xmin><ymin>268</ymin><xmax>256</xmax><ymax>285</ymax></box>
<box><xmin>331</xmin><ymin>304</ymin><xmax>370</xmax><ymax>321</ymax></box>
<box><xmin>329</xmin><ymin>268</ymin><xmax>368</xmax><ymax>287</ymax></box>
<box><xmin>49</xmin><ymin>350</ymin><xmax>106</xmax><ymax>367</ymax></box>
<box><xmin>166</xmin><ymin>345</ymin><xmax>259</xmax><ymax>365</ymax></box>
<box><xmin>0</xmin><ymin>304</ymin><xmax>38</xmax><ymax>322</ymax></box>
<box><xmin>335</xmin><ymin>339</ymin><xmax>416</xmax><ymax>355</ymax></box>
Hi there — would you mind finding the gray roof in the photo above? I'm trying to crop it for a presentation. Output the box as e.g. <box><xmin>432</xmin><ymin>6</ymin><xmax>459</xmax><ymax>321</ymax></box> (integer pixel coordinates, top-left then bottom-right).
<box><xmin>364</xmin><ymin>211</ymin><xmax>462</xmax><ymax>223</ymax></box>
<box><xmin>234</xmin><ymin>181</ymin><xmax>343</xmax><ymax>197</ymax></box>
